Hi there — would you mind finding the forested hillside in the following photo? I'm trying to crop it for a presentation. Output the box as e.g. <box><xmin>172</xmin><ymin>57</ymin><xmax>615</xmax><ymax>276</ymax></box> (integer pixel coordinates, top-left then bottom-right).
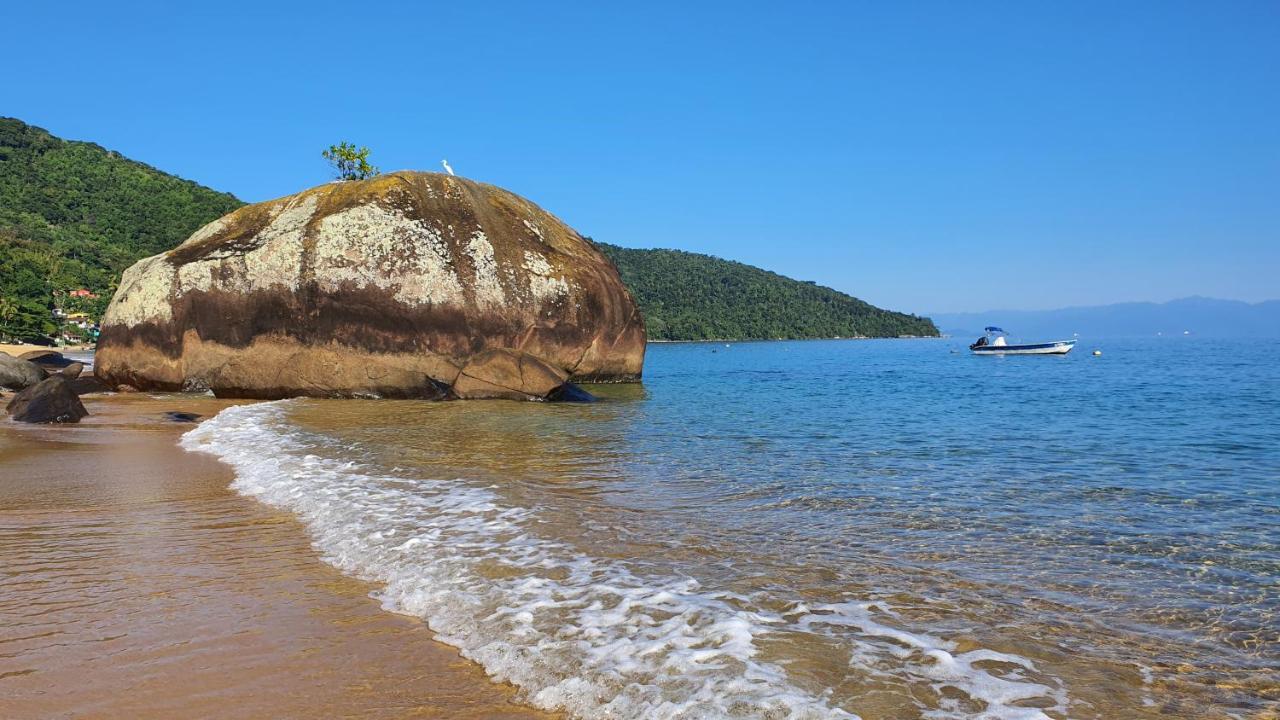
<box><xmin>595</xmin><ymin>243</ymin><xmax>937</xmax><ymax>340</ymax></box>
<box><xmin>0</xmin><ymin>118</ymin><xmax>936</xmax><ymax>343</ymax></box>
<box><xmin>0</xmin><ymin>118</ymin><xmax>241</xmax><ymax>340</ymax></box>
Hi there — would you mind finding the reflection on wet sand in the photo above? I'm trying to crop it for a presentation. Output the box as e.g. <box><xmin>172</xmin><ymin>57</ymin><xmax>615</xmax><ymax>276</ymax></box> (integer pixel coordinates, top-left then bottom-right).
<box><xmin>0</xmin><ymin>394</ymin><xmax>554</xmax><ymax>720</ymax></box>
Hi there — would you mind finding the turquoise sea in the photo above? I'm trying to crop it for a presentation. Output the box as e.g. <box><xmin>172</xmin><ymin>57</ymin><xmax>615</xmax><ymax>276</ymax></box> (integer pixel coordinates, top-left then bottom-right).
<box><xmin>184</xmin><ymin>337</ymin><xmax>1279</xmax><ymax>719</ymax></box>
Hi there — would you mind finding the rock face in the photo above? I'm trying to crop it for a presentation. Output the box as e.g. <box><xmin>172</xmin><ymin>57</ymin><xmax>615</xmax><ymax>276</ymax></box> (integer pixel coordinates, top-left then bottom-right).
<box><xmin>0</xmin><ymin>353</ymin><xmax>47</xmax><ymax>390</ymax></box>
<box><xmin>95</xmin><ymin>172</ymin><xmax>645</xmax><ymax>400</ymax></box>
<box><xmin>66</xmin><ymin>376</ymin><xmax>109</xmax><ymax>396</ymax></box>
<box><xmin>6</xmin><ymin>375</ymin><xmax>88</xmax><ymax>423</ymax></box>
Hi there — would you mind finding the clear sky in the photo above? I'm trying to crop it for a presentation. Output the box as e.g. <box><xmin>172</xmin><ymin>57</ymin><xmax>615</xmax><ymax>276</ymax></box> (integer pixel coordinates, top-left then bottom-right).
<box><xmin>4</xmin><ymin>1</ymin><xmax>1277</xmax><ymax>313</ymax></box>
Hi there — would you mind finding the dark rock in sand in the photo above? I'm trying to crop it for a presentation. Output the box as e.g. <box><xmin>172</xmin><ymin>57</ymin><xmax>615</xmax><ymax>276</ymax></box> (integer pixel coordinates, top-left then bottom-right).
<box><xmin>163</xmin><ymin>411</ymin><xmax>202</xmax><ymax>423</ymax></box>
<box><xmin>18</xmin><ymin>349</ymin><xmax>61</xmax><ymax>362</ymax></box>
<box><xmin>6</xmin><ymin>375</ymin><xmax>89</xmax><ymax>423</ymax></box>
<box><xmin>67</xmin><ymin>376</ymin><xmax>110</xmax><ymax>395</ymax></box>
<box><xmin>19</xmin><ymin>349</ymin><xmax>78</xmax><ymax>371</ymax></box>
<box><xmin>95</xmin><ymin>171</ymin><xmax>645</xmax><ymax>401</ymax></box>
<box><xmin>0</xmin><ymin>353</ymin><xmax>48</xmax><ymax>390</ymax></box>
<box><xmin>58</xmin><ymin>362</ymin><xmax>85</xmax><ymax>379</ymax></box>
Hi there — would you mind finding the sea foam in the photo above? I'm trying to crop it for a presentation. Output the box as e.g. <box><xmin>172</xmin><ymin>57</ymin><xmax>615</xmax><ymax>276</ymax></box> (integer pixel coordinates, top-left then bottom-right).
<box><xmin>182</xmin><ymin>402</ymin><xmax>1068</xmax><ymax>719</ymax></box>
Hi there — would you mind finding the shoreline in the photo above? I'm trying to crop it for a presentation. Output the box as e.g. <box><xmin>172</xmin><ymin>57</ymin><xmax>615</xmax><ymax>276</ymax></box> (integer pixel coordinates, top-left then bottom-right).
<box><xmin>0</xmin><ymin>343</ymin><xmax>95</xmax><ymax>355</ymax></box>
<box><xmin>0</xmin><ymin>393</ymin><xmax>557</xmax><ymax>720</ymax></box>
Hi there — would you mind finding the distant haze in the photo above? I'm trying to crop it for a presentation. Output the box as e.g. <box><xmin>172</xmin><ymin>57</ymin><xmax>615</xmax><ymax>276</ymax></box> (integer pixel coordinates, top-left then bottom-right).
<box><xmin>929</xmin><ymin>297</ymin><xmax>1280</xmax><ymax>339</ymax></box>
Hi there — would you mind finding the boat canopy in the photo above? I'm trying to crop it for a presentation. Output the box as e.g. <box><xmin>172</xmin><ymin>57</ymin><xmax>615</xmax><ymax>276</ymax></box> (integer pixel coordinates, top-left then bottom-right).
<box><xmin>984</xmin><ymin>326</ymin><xmax>1004</xmax><ymax>333</ymax></box>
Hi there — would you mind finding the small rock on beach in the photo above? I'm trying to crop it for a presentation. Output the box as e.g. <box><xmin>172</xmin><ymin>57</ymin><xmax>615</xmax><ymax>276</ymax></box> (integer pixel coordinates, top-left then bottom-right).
<box><xmin>6</xmin><ymin>375</ymin><xmax>89</xmax><ymax>424</ymax></box>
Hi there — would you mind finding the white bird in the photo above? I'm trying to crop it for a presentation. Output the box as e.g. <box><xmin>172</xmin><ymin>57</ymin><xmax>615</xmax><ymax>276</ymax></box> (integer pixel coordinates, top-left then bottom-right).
<box><xmin>441</xmin><ymin>159</ymin><xmax>455</xmax><ymax>176</ymax></box>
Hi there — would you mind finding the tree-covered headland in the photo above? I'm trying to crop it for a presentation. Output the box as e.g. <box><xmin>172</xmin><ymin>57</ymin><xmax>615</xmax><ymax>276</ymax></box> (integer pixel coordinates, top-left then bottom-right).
<box><xmin>595</xmin><ymin>243</ymin><xmax>937</xmax><ymax>340</ymax></box>
<box><xmin>0</xmin><ymin>118</ymin><xmax>240</xmax><ymax>341</ymax></box>
<box><xmin>0</xmin><ymin>117</ymin><xmax>937</xmax><ymax>343</ymax></box>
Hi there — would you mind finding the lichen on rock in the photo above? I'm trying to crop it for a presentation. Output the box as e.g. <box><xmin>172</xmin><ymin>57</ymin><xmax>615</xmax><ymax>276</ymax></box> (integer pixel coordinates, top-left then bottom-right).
<box><xmin>95</xmin><ymin>171</ymin><xmax>645</xmax><ymax>400</ymax></box>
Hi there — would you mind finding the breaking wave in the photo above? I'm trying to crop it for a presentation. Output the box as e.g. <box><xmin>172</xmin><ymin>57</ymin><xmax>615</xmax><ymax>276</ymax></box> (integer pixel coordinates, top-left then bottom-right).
<box><xmin>181</xmin><ymin>401</ymin><xmax>1068</xmax><ymax>719</ymax></box>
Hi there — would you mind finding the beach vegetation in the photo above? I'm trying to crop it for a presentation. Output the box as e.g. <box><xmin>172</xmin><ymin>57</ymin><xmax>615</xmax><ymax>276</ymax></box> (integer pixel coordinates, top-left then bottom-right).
<box><xmin>0</xmin><ymin>117</ymin><xmax>240</xmax><ymax>342</ymax></box>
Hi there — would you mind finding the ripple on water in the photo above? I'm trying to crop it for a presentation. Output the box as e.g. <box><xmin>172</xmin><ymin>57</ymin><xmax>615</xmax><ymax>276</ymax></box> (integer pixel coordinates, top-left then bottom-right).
<box><xmin>180</xmin><ymin>337</ymin><xmax>1280</xmax><ymax>718</ymax></box>
<box><xmin>183</xmin><ymin>401</ymin><xmax>1078</xmax><ymax>719</ymax></box>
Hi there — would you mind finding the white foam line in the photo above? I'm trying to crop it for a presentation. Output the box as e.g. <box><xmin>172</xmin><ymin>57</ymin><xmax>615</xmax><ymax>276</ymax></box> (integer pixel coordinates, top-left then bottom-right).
<box><xmin>182</xmin><ymin>402</ymin><xmax>1070</xmax><ymax>720</ymax></box>
<box><xmin>182</xmin><ymin>402</ymin><xmax>854</xmax><ymax>719</ymax></box>
<box><xmin>795</xmin><ymin>601</ymin><xmax>1068</xmax><ymax>719</ymax></box>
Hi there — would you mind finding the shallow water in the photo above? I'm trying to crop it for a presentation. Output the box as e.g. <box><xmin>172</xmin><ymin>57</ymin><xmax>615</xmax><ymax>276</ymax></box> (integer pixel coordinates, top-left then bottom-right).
<box><xmin>183</xmin><ymin>337</ymin><xmax>1280</xmax><ymax>719</ymax></box>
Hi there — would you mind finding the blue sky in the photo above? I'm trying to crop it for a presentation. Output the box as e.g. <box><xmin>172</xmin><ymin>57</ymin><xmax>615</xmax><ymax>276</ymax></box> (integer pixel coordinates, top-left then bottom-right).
<box><xmin>4</xmin><ymin>1</ymin><xmax>1277</xmax><ymax>313</ymax></box>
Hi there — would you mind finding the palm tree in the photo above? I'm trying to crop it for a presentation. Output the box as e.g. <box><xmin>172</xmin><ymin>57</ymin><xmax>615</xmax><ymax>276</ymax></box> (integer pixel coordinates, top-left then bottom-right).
<box><xmin>0</xmin><ymin>297</ymin><xmax>18</xmax><ymax>342</ymax></box>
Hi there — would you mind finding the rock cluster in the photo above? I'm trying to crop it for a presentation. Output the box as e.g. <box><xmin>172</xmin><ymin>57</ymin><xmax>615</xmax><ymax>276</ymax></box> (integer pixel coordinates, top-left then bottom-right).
<box><xmin>0</xmin><ymin>353</ymin><xmax>45</xmax><ymax>391</ymax></box>
<box><xmin>2</xmin><ymin>350</ymin><xmax>106</xmax><ymax>423</ymax></box>
<box><xmin>6</xmin><ymin>375</ymin><xmax>88</xmax><ymax>423</ymax></box>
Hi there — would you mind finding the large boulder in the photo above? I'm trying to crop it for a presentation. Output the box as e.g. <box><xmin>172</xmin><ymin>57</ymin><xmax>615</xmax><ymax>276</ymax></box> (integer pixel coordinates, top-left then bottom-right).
<box><xmin>0</xmin><ymin>353</ymin><xmax>47</xmax><ymax>390</ymax></box>
<box><xmin>94</xmin><ymin>172</ymin><xmax>645</xmax><ymax>400</ymax></box>
<box><xmin>453</xmin><ymin>348</ymin><xmax>574</xmax><ymax>401</ymax></box>
<box><xmin>6</xmin><ymin>375</ymin><xmax>88</xmax><ymax>423</ymax></box>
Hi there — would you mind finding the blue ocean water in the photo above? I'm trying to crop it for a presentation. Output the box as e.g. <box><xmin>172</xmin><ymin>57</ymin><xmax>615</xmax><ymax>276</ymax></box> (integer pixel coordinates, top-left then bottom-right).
<box><xmin>187</xmin><ymin>337</ymin><xmax>1280</xmax><ymax>719</ymax></box>
<box><xmin>628</xmin><ymin>338</ymin><xmax>1279</xmax><ymax>630</ymax></box>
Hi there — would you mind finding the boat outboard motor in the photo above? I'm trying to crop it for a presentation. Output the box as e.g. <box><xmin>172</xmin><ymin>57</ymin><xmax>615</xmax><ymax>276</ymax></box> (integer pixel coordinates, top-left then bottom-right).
<box><xmin>970</xmin><ymin>336</ymin><xmax>988</xmax><ymax>350</ymax></box>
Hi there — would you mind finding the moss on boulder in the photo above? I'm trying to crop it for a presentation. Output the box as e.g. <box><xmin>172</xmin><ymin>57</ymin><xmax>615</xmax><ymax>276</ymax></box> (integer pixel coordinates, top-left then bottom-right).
<box><xmin>95</xmin><ymin>172</ymin><xmax>645</xmax><ymax>400</ymax></box>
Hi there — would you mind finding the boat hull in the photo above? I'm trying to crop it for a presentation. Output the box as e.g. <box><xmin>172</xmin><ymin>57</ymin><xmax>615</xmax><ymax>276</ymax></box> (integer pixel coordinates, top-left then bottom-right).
<box><xmin>972</xmin><ymin>340</ymin><xmax>1075</xmax><ymax>355</ymax></box>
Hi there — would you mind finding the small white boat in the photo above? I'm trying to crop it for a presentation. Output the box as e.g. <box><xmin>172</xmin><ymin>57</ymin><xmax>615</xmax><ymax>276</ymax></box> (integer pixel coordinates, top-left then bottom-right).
<box><xmin>970</xmin><ymin>327</ymin><xmax>1075</xmax><ymax>355</ymax></box>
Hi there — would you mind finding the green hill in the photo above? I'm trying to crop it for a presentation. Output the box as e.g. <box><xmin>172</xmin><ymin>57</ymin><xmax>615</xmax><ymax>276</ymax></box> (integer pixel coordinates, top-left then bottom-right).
<box><xmin>0</xmin><ymin>118</ymin><xmax>241</xmax><ymax>340</ymax></box>
<box><xmin>596</xmin><ymin>243</ymin><xmax>937</xmax><ymax>340</ymax></box>
<box><xmin>0</xmin><ymin>117</ymin><xmax>936</xmax><ymax>343</ymax></box>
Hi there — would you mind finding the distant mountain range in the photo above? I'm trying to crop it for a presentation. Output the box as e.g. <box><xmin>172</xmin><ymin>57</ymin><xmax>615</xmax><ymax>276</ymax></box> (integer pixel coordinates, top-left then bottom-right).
<box><xmin>931</xmin><ymin>297</ymin><xmax>1280</xmax><ymax>339</ymax></box>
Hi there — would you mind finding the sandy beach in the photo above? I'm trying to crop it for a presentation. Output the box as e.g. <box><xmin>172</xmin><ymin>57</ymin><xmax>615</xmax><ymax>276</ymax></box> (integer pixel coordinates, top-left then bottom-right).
<box><xmin>0</xmin><ymin>343</ymin><xmax>95</xmax><ymax>357</ymax></box>
<box><xmin>0</xmin><ymin>393</ymin><xmax>555</xmax><ymax>720</ymax></box>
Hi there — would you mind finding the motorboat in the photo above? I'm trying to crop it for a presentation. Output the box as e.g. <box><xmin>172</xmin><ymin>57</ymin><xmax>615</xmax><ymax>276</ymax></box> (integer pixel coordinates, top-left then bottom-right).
<box><xmin>969</xmin><ymin>327</ymin><xmax>1075</xmax><ymax>355</ymax></box>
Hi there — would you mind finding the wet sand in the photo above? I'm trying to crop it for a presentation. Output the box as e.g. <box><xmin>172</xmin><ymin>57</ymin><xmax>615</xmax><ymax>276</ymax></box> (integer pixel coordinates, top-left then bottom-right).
<box><xmin>0</xmin><ymin>393</ymin><xmax>555</xmax><ymax>720</ymax></box>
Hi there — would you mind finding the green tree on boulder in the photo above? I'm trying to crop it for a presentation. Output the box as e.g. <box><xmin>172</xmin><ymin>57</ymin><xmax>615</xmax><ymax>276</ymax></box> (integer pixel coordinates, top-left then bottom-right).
<box><xmin>322</xmin><ymin>142</ymin><xmax>379</xmax><ymax>181</ymax></box>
